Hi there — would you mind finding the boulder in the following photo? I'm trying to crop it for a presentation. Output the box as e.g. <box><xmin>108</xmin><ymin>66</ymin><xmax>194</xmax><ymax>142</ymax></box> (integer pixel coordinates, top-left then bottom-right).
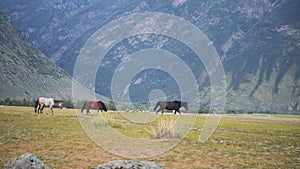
<box><xmin>92</xmin><ymin>160</ymin><xmax>165</xmax><ymax>169</ymax></box>
<box><xmin>2</xmin><ymin>153</ymin><xmax>50</xmax><ymax>169</ymax></box>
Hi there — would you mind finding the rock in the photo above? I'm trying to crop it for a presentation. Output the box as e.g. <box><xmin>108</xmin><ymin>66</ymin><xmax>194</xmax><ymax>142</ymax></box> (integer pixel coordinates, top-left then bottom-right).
<box><xmin>2</xmin><ymin>153</ymin><xmax>50</xmax><ymax>169</ymax></box>
<box><xmin>92</xmin><ymin>160</ymin><xmax>165</xmax><ymax>169</ymax></box>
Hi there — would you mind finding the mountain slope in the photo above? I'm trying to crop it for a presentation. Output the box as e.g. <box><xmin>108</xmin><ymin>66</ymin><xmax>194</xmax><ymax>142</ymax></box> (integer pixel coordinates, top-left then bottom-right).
<box><xmin>0</xmin><ymin>12</ymin><xmax>74</xmax><ymax>100</ymax></box>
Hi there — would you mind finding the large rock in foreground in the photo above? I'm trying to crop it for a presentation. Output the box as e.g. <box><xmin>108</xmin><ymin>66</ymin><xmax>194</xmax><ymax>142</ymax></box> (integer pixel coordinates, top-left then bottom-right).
<box><xmin>2</xmin><ymin>153</ymin><xmax>50</xmax><ymax>169</ymax></box>
<box><xmin>92</xmin><ymin>160</ymin><xmax>165</xmax><ymax>169</ymax></box>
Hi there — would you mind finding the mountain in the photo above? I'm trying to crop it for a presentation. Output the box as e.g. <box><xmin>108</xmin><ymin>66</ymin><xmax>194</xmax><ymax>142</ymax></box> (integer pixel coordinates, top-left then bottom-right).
<box><xmin>0</xmin><ymin>12</ymin><xmax>99</xmax><ymax>102</ymax></box>
<box><xmin>0</xmin><ymin>0</ymin><xmax>299</xmax><ymax>112</ymax></box>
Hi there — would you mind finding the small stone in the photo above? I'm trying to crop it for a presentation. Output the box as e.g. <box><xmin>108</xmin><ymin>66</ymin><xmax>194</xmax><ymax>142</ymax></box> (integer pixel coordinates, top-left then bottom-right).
<box><xmin>2</xmin><ymin>153</ymin><xmax>51</xmax><ymax>169</ymax></box>
<box><xmin>92</xmin><ymin>160</ymin><xmax>165</xmax><ymax>169</ymax></box>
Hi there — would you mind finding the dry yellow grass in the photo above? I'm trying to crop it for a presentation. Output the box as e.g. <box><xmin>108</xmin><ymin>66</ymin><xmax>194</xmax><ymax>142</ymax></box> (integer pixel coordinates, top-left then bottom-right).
<box><xmin>0</xmin><ymin>106</ymin><xmax>299</xmax><ymax>168</ymax></box>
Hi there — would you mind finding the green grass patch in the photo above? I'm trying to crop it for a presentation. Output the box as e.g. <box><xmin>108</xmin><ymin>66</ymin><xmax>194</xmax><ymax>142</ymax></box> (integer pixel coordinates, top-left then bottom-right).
<box><xmin>0</xmin><ymin>106</ymin><xmax>299</xmax><ymax>168</ymax></box>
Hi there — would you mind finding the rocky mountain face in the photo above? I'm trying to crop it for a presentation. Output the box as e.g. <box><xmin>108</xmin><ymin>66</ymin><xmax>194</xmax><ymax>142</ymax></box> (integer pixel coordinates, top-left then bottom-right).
<box><xmin>0</xmin><ymin>12</ymin><xmax>73</xmax><ymax>100</ymax></box>
<box><xmin>0</xmin><ymin>0</ymin><xmax>299</xmax><ymax>112</ymax></box>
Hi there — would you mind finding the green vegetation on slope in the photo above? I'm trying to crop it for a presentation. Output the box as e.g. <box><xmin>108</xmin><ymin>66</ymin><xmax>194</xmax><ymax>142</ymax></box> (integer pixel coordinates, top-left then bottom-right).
<box><xmin>0</xmin><ymin>12</ymin><xmax>73</xmax><ymax>99</ymax></box>
<box><xmin>0</xmin><ymin>12</ymin><xmax>103</xmax><ymax>101</ymax></box>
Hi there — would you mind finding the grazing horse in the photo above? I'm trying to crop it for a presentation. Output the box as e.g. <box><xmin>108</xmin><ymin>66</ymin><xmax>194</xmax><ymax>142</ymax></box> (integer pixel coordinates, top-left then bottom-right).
<box><xmin>154</xmin><ymin>100</ymin><xmax>188</xmax><ymax>115</ymax></box>
<box><xmin>81</xmin><ymin>100</ymin><xmax>107</xmax><ymax>114</ymax></box>
<box><xmin>34</xmin><ymin>97</ymin><xmax>63</xmax><ymax>115</ymax></box>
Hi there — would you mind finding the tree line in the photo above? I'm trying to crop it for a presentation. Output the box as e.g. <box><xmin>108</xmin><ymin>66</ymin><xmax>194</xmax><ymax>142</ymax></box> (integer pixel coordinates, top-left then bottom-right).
<box><xmin>0</xmin><ymin>98</ymin><xmax>117</xmax><ymax>110</ymax></box>
<box><xmin>0</xmin><ymin>98</ymin><xmax>75</xmax><ymax>109</ymax></box>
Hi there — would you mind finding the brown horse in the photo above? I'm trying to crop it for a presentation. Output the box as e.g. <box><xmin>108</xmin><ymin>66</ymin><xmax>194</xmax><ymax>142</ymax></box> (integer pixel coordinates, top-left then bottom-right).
<box><xmin>81</xmin><ymin>100</ymin><xmax>107</xmax><ymax>114</ymax></box>
<box><xmin>154</xmin><ymin>100</ymin><xmax>188</xmax><ymax>115</ymax></box>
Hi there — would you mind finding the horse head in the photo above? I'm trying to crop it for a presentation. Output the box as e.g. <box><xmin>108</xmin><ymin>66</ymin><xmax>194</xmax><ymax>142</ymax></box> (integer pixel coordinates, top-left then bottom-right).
<box><xmin>54</xmin><ymin>100</ymin><xmax>63</xmax><ymax>109</ymax></box>
<box><xmin>34</xmin><ymin>98</ymin><xmax>39</xmax><ymax>113</ymax></box>
<box><xmin>182</xmin><ymin>102</ymin><xmax>188</xmax><ymax>110</ymax></box>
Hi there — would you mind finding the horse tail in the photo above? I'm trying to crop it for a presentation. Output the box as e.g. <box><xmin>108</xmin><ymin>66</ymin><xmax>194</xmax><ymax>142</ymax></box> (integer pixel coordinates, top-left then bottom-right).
<box><xmin>81</xmin><ymin>101</ymin><xmax>87</xmax><ymax>113</ymax></box>
<box><xmin>99</xmin><ymin>101</ymin><xmax>107</xmax><ymax>112</ymax></box>
<box><xmin>34</xmin><ymin>98</ymin><xmax>39</xmax><ymax>113</ymax></box>
<box><xmin>154</xmin><ymin>101</ymin><xmax>161</xmax><ymax>110</ymax></box>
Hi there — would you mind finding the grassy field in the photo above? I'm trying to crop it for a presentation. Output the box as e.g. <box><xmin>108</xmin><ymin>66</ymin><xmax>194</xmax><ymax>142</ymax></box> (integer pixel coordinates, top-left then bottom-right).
<box><xmin>0</xmin><ymin>106</ymin><xmax>299</xmax><ymax>168</ymax></box>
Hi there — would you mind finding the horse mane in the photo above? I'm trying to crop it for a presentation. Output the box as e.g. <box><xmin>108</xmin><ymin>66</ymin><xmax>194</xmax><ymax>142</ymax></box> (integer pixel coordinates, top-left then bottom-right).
<box><xmin>54</xmin><ymin>99</ymin><xmax>62</xmax><ymax>103</ymax></box>
<box><xmin>98</xmin><ymin>101</ymin><xmax>107</xmax><ymax>112</ymax></box>
<box><xmin>173</xmin><ymin>100</ymin><xmax>181</xmax><ymax>103</ymax></box>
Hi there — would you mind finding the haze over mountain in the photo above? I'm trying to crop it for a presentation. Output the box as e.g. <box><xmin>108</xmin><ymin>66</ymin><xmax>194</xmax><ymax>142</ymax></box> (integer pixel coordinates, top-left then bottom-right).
<box><xmin>0</xmin><ymin>13</ymin><xmax>97</xmax><ymax>101</ymax></box>
<box><xmin>1</xmin><ymin>0</ymin><xmax>299</xmax><ymax>112</ymax></box>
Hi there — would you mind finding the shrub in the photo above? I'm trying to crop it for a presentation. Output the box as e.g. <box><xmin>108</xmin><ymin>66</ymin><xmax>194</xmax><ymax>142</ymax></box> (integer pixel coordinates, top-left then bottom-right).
<box><xmin>225</xmin><ymin>110</ymin><xmax>237</xmax><ymax>114</ymax></box>
<box><xmin>107</xmin><ymin>100</ymin><xmax>117</xmax><ymax>110</ymax></box>
<box><xmin>198</xmin><ymin>108</ymin><xmax>210</xmax><ymax>114</ymax></box>
<box><xmin>146</xmin><ymin>115</ymin><xmax>177</xmax><ymax>139</ymax></box>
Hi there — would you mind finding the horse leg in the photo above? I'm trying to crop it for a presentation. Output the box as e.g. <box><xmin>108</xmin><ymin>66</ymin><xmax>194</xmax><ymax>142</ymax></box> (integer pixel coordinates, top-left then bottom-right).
<box><xmin>86</xmin><ymin>108</ymin><xmax>90</xmax><ymax>115</ymax></box>
<box><xmin>40</xmin><ymin>105</ymin><xmax>45</xmax><ymax>114</ymax></box>
<box><xmin>174</xmin><ymin>109</ymin><xmax>181</xmax><ymax>115</ymax></box>
<box><xmin>50</xmin><ymin>106</ymin><xmax>54</xmax><ymax>115</ymax></box>
<box><xmin>174</xmin><ymin>110</ymin><xmax>181</xmax><ymax>115</ymax></box>
<box><xmin>36</xmin><ymin>104</ymin><xmax>39</xmax><ymax>114</ymax></box>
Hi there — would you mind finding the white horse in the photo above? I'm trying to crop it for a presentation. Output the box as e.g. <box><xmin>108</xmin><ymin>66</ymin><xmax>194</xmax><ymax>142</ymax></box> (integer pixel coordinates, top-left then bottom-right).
<box><xmin>34</xmin><ymin>97</ymin><xmax>62</xmax><ymax>115</ymax></box>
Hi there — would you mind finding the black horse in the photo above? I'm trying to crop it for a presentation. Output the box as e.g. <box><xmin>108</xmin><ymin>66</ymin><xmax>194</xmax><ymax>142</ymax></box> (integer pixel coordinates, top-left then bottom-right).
<box><xmin>154</xmin><ymin>100</ymin><xmax>188</xmax><ymax>115</ymax></box>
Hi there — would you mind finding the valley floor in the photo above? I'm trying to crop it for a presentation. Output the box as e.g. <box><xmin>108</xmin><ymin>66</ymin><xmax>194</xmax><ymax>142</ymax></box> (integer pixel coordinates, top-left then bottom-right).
<box><xmin>0</xmin><ymin>106</ymin><xmax>299</xmax><ymax>168</ymax></box>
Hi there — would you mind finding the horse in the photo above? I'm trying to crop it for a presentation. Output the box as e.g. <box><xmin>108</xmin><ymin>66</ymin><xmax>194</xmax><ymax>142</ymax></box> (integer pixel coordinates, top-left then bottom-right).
<box><xmin>154</xmin><ymin>100</ymin><xmax>188</xmax><ymax>115</ymax></box>
<box><xmin>81</xmin><ymin>100</ymin><xmax>107</xmax><ymax>114</ymax></box>
<box><xmin>34</xmin><ymin>97</ymin><xmax>63</xmax><ymax>115</ymax></box>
